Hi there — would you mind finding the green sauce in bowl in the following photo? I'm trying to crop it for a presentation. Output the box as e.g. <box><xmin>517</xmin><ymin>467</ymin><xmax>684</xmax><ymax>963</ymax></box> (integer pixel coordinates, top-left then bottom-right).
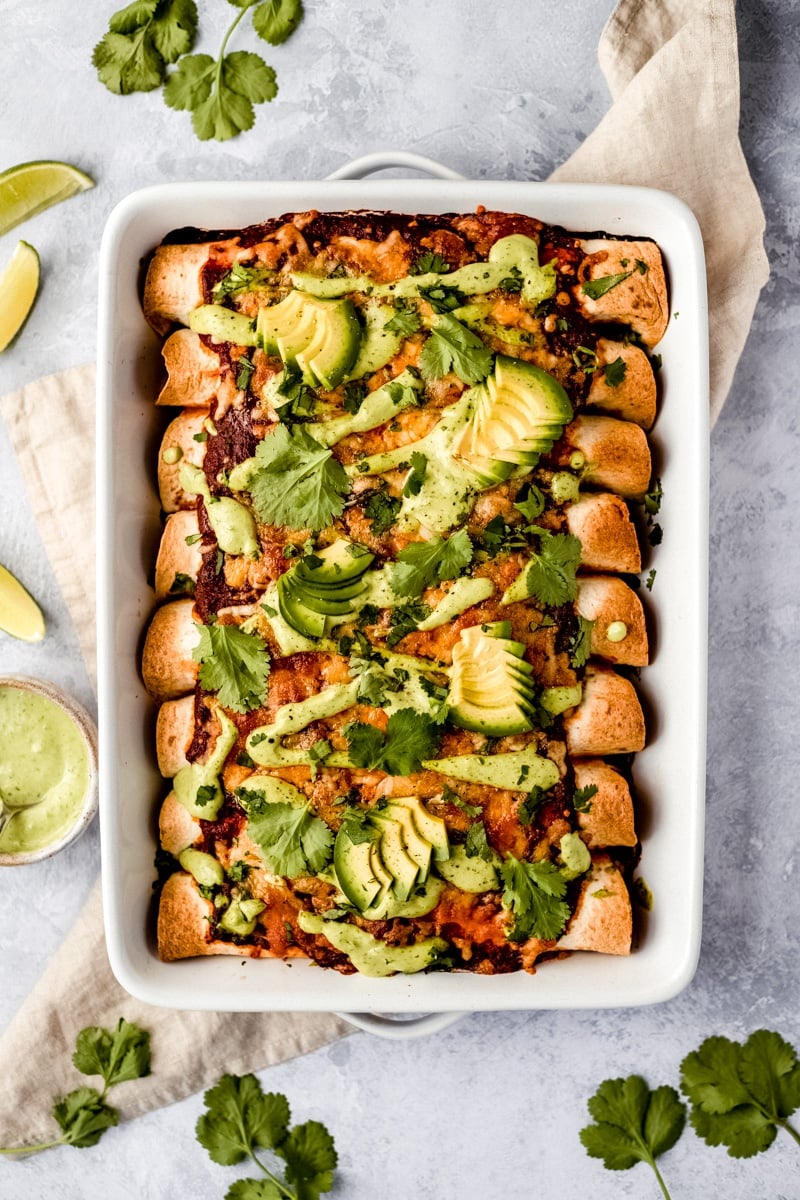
<box><xmin>0</xmin><ymin>679</ymin><xmax>97</xmax><ymax>862</ymax></box>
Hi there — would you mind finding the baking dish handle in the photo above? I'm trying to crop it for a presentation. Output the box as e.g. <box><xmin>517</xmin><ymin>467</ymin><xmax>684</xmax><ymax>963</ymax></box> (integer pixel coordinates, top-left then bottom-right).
<box><xmin>326</xmin><ymin>151</ymin><xmax>464</xmax><ymax>181</ymax></box>
<box><xmin>336</xmin><ymin>1010</ymin><xmax>467</xmax><ymax>1039</ymax></box>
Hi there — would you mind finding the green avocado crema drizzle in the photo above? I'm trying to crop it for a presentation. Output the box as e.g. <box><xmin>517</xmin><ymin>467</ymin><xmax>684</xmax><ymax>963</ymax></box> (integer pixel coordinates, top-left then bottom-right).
<box><xmin>173</xmin><ymin>708</ymin><xmax>238</xmax><ymax>820</ymax></box>
<box><xmin>0</xmin><ymin>686</ymin><xmax>92</xmax><ymax>855</ymax></box>
<box><xmin>179</xmin><ymin>462</ymin><xmax>259</xmax><ymax>557</ymax></box>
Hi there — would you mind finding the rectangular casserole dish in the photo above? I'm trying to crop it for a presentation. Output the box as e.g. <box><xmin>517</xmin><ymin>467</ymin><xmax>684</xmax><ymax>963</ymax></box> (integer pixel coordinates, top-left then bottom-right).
<box><xmin>97</xmin><ymin>165</ymin><xmax>708</xmax><ymax>1012</ymax></box>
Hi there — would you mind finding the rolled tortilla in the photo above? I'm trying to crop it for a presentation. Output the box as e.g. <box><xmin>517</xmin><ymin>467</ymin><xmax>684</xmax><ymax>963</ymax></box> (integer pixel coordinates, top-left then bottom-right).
<box><xmin>142</xmin><ymin>599</ymin><xmax>200</xmax><ymax>702</ymax></box>
<box><xmin>567</xmin><ymin>415</ymin><xmax>651</xmax><ymax>498</ymax></box>
<box><xmin>587</xmin><ymin>339</ymin><xmax>657</xmax><ymax>429</ymax></box>
<box><xmin>573</xmin><ymin>760</ymin><xmax>636</xmax><ymax>848</ymax></box>
<box><xmin>575</xmin><ymin>239</ymin><xmax>668</xmax><ymax>346</ymax></box>
<box><xmin>157</xmin><ymin>330</ymin><xmax>223</xmax><ymax>408</ymax></box>
<box><xmin>565</xmin><ymin>666</ymin><xmax>645</xmax><ymax>755</ymax></box>
<box><xmin>159</xmin><ymin>789</ymin><xmax>201</xmax><ymax>854</ymax></box>
<box><xmin>158</xmin><ymin>408</ymin><xmax>209</xmax><ymax>513</ymax></box>
<box><xmin>566</xmin><ymin>493</ymin><xmax>642</xmax><ymax>574</ymax></box>
<box><xmin>156</xmin><ymin>695</ymin><xmax>196</xmax><ymax>777</ymax></box>
<box><xmin>157</xmin><ymin>871</ymin><xmax>259</xmax><ymax>962</ymax></box>
<box><xmin>557</xmin><ymin>855</ymin><xmax>632</xmax><ymax>955</ymax></box>
<box><xmin>144</xmin><ymin>241</ymin><xmax>237</xmax><ymax>335</ymax></box>
<box><xmin>155</xmin><ymin>510</ymin><xmax>203</xmax><ymax>600</ymax></box>
<box><xmin>576</xmin><ymin>576</ymin><xmax>648</xmax><ymax>667</ymax></box>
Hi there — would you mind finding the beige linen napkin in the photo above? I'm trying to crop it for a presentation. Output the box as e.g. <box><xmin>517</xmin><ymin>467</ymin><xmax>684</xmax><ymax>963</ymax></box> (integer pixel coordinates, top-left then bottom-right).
<box><xmin>0</xmin><ymin>0</ymin><xmax>768</xmax><ymax>1148</ymax></box>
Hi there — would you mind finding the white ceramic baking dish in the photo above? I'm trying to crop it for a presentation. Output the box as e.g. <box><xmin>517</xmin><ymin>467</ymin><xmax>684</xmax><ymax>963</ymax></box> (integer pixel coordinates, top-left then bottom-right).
<box><xmin>97</xmin><ymin>152</ymin><xmax>708</xmax><ymax>1027</ymax></box>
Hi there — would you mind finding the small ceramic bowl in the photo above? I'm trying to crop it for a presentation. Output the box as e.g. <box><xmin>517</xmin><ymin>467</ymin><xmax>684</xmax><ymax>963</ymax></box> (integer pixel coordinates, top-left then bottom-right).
<box><xmin>0</xmin><ymin>676</ymin><xmax>98</xmax><ymax>866</ymax></box>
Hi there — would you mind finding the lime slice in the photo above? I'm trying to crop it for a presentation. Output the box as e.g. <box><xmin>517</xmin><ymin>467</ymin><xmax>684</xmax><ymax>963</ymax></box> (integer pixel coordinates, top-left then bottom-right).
<box><xmin>0</xmin><ymin>241</ymin><xmax>40</xmax><ymax>352</ymax></box>
<box><xmin>0</xmin><ymin>564</ymin><xmax>45</xmax><ymax>642</ymax></box>
<box><xmin>0</xmin><ymin>160</ymin><xmax>94</xmax><ymax>237</ymax></box>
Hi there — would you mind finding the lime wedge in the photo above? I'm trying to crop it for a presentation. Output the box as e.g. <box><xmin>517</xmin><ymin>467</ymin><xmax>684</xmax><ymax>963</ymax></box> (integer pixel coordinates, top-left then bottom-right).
<box><xmin>0</xmin><ymin>241</ymin><xmax>40</xmax><ymax>352</ymax></box>
<box><xmin>0</xmin><ymin>160</ymin><xmax>94</xmax><ymax>237</ymax></box>
<box><xmin>0</xmin><ymin>564</ymin><xmax>45</xmax><ymax>642</ymax></box>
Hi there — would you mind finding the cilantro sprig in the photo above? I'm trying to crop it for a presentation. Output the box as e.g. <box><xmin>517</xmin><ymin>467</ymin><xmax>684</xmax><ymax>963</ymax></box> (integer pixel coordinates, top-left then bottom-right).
<box><xmin>390</xmin><ymin>530</ymin><xmax>473</xmax><ymax>598</ymax></box>
<box><xmin>680</xmin><ymin>1030</ymin><xmax>800</xmax><ymax>1157</ymax></box>
<box><xmin>194</xmin><ymin>622</ymin><xmax>271</xmax><ymax>713</ymax></box>
<box><xmin>238</xmin><ymin>788</ymin><xmax>333</xmax><ymax>877</ymax></box>
<box><xmin>344</xmin><ymin>709</ymin><xmax>440</xmax><ymax>776</ymax></box>
<box><xmin>246</xmin><ymin>425</ymin><xmax>350</xmax><ymax>531</ymax></box>
<box><xmin>499</xmin><ymin>855</ymin><xmax>570</xmax><ymax>942</ymax></box>
<box><xmin>196</xmin><ymin>1074</ymin><xmax>337</xmax><ymax>1200</ymax></box>
<box><xmin>523</xmin><ymin>531</ymin><xmax>582</xmax><ymax>607</ymax></box>
<box><xmin>93</xmin><ymin>0</ymin><xmax>198</xmax><ymax>95</ymax></box>
<box><xmin>419</xmin><ymin>315</ymin><xmax>494</xmax><ymax>385</ymax></box>
<box><xmin>0</xmin><ymin>1019</ymin><xmax>150</xmax><ymax>1158</ymax></box>
<box><xmin>580</xmin><ymin>1075</ymin><xmax>686</xmax><ymax>1200</ymax></box>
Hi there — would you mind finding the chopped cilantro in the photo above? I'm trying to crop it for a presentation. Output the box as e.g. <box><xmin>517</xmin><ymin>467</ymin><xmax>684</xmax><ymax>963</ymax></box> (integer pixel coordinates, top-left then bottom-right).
<box><xmin>402</xmin><ymin>451</ymin><xmax>428</xmax><ymax>498</ymax></box>
<box><xmin>572</xmin><ymin>345</ymin><xmax>598</xmax><ymax>373</ymax></box>
<box><xmin>465</xmin><ymin>821</ymin><xmax>494</xmax><ymax>861</ymax></box>
<box><xmin>573</xmin><ymin>783</ymin><xmax>598</xmax><ymax>813</ymax></box>
<box><xmin>195</xmin><ymin>784</ymin><xmax>218</xmax><ymax>808</ymax></box>
<box><xmin>648</xmin><ymin>523</ymin><xmax>663</xmax><ymax>547</ymax></box>
<box><xmin>193</xmin><ymin>430</ymin><xmax>208</xmax><ymax>442</ymax></box>
<box><xmin>168</xmin><ymin>571</ymin><xmax>196</xmax><ymax>597</ymax></box>
<box><xmin>443</xmin><ymin>785</ymin><xmax>481</xmax><ymax>817</ymax></box>
<box><xmin>342</xmin><ymin>380</ymin><xmax>367</xmax><ymax>415</ymax></box>
<box><xmin>363</xmin><ymin>488</ymin><xmax>401</xmax><ymax>536</ymax></box>
<box><xmin>419</xmin><ymin>315</ymin><xmax>494</xmax><ymax>385</ymax></box>
<box><xmin>644</xmin><ymin>477</ymin><xmax>663</xmax><ymax>517</ymax></box>
<box><xmin>226</xmin><ymin>860</ymin><xmax>251</xmax><ymax>883</ymax></box>
<box><xmin>274</xmin><ymin>362</ymin><xmax>317</xmax><ymax>423</ymax></box>
<box><xmin>645</xmin><ymin>568</ymin><xmax>657</xmax><ymax>591</ymax></box>
<box><xmin>514</xmin><ymin>485</ymin><xmax>545</xmax><ymax>522</ymax></box>
<box><xmin>384</xmin><ymin>299</ymin><xmax>422</xmax><ymax>336</ymax></box>
<box><xmin>386</xmin><ymin>601</ymin><xmax>431</xmax><ymax>647</ymax></box>
<box><xmin>602</xmin><ymin>356</ymin><xmax>627</xmax><ymax>387</ymax></box>
<box><xmin>185</xmin><ymin>532</ymin><xmax>202</xmax><ymax>546</ymax></box>
<box><xmin>411</xmin><ymin>251</ymin><xmax>450</xmax><ymax>275</ymax></box>
<box><xmin>419</xmin><ymin>283</ymin><xmax>464</xmax><ymax>314</ymax></box>
<box><xmin>581</xmin><ymin>271</ymin><xmax>632</xmax><ymax>300</ymax></box>
<box><xmin>517</xmin><ymin>786</ymin><xmax>551</xmax><ymax>825</ymax></box>
<box><xmin>568</xmin><ymin>615</ymin><xmax>594</xmax><ymax>668</ymax></box>
<box><xmin>212</xmin><ymin>263</ymin><xmax>274</xmax><ymax>301</ymax></box>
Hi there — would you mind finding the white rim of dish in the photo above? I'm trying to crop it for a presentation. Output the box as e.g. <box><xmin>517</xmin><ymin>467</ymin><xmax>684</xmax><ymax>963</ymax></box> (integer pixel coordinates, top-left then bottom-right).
<box><xmin>0</xmin><ymin>676</ymin><xmax>98</xmax><ymax>866</ymax></box>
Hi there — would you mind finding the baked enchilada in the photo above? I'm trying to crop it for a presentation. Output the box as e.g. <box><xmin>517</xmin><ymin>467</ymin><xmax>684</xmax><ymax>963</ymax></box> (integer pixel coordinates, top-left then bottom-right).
<box><xmin>141</xmin><ymin>208</ymin><xmax>664</xmax><ymax>977</ymax></box>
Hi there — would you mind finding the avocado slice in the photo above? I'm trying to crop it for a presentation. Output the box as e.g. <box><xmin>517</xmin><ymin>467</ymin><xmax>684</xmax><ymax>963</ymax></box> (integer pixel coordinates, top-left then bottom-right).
<box><xmin>423</xmin><ymin>745</ymin><xmax>560</xmax><ymax>792</ymax></box>
<box><xmin>375</xmin><ymin>804</ymin><xmax>432</xmax><ymax>882</ymax></box>
<box><xmin>295</xmin><ymin>540</ymin><xmax>374</xmax><ymax>586</ymax></box>
<box><xmin>454</xmin><ymin>356</ymin><xmax>572</xmax><ymax>471</ymax></box>
<box><xmin>448</xmin><ymin>624</ymin><xmax>537</xmax><ymax>736</ymax></box>
<box><xmin>369</xmin><ymin>812</ymin><xmax>420</xmax><ymax>900</ymax></box>
<box><xmin>256</xmin><ymin>292</ymin><xmax>361</xmax><ymax>390</ymax></box>
<box><xmin>362</xmin><ymin>873</ymin><xmax>444</xmax><ymax>921</ymax></box>
<box><xmin>277</xmin><ymin>573</ymin><xmax>326</xmax><ymax>638</ymax></box>
<box><xmin>333</xmin><ymin>831</ymin><xmax>382</xmax><ymax>912</ymax></box>
<box><xmin>298</xmin><ymin>911</ymin><xmax>448</xmax><ymax>977</ymax></box>
<box><xmin>390</xmin><ymin>796</ymin><xmax>450</xmax><ymax>862</ymax></box>
<box><xmin>188</xmin><ymin>304</ymin><xmax>258</xmax><ymax>347</ymax></box>
<box><xmin>347</xmin><ymin>303</ymin><xmax>404</xmax><ymax>379</ymax></box>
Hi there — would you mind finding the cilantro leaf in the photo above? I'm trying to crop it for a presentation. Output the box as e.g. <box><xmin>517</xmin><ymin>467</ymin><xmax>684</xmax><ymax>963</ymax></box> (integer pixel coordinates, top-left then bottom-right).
<box><xmin>568</xmin><ymin>616</ymin><xmax>594</xmax><ymax>668</ymax></box>
<box><xmin>386</xmin><ymin>600</ymin><xmax>431</xmax><ymax>647</ymax></box>
<box><xmin>420</xmin><ymin>283</ymin><xmax>464</xmax><ymax>314</ymax></box>
<box><xmin>517</xmin><ymin>786</ymin><xmax>551</xmax><ymax>825</ymax></box>
<box><xmin>164</xmin><ymin>50</ymin><xmax>277</xmax><ymax>142</ymax></box>
<box><xmin>363</xmin><ymin>488</ymin><xmax>401</xmax><ymax>536</ymax></box>
<box><xmin>193</xmin><ymin>622</ymin><xmax>270</xmax><ymax>713</ymax></box>
<box><xmin>252</xmin><ymin>0</ymin><xmax>304</xmax><ymax>45</ymax></box>
<box><xmin>342</xmin><ymin>380</ymin><xmax>367</xmax><ymax>414</ymax></box>
<box><xmin>277</xmin><ymin>1120</ymin><xmax>338</xmax><ymax>1198</ymax></box>
<box><xmin>150</xmin><ymin>0</ymin><xmax>198</xmax><ymax>62</ymax></box>
<box><xmin>240</xmin><ymin>796</ymin><xmax>333</xmax><ymax>877</ymax></box>
<box><xmin>339</xmin><ymin>805</ymin><xmax>380</xmax><ymax>846</ymax></box>
<box><xmin>344</xmin><ymin>709</ymin><xmax>440</xmax><ymax>776</ymax></box>
<box><xmin>94</xmin><ymin>0</ymin><xmax>197</xmax><ymax>94</ymax></box>
<box><xmin>514</xmin><ymin>485</ymin><xmax>545</xmax><ymax>522</ymax></box>
<box><xmin>523</xmin><ymin>532</ymin><xmax>582</xmax><ymax>606</ymax></box>
<box><xmin>53</xmin><ymin>1087</ymin><xmax>119</xmax><ymax>1149</ymax></box>
<box><xmin>680</xmin><ymin>1030</ymin><xmax>800</xmax><ymax>1158</ymax></box>
<box><xmin>644</xmin><ymin>477</ymin><xmax>663</xmax><ymax>517</ymax></box>
<box><xmin>385</xmin><ymin>300</ymin><xmax>422</xmax><ymax>336</ymax></box>
<box><xmin>581</xmin><ymin>271</ymin><xmax>632</xmax><ymax>300</ymax></box>
<box><xmin>196</xmin><ymin>1075</ymin><xmax>290</xmax><ymax>1166</ymax></box>
<box><xmin>465</xmin><ymin>821</ymin><xmax>494</xmax><ymax>861</ymax></box>
<box><xmin>573</xmin><ymin>783</ymin><xmax>598</xmax><ymax>813</ymax></box>
<box><xmin>110</xmin><ymin>0</ymin><xmax>160</xmax><ymax>29</ymax></box>
<box><xmin>402</xmin><ymin>451</ymin><xmax>428</xmax><ymax>498</ymax></box>
<box><xmin>419</xmin><ymin>315</ymin><xmax>493</xmax><ymax>385</ymax></box>
<box><xmin>646</xmin><ymin>568</ymin><xmax>657</xmax><ymax>591</ymax></box>
<box><xmin>499</xmin><ymin>855</ymin><xmax>570</xmax><ymax>941</ymax></box>
<box><xmin>603</xmin><ymin>356</ymin><xmax>627</xmax><ymax>387</ymax></box>
<box><xmin>72</xmin><ymin>1019</ymin><xmax>151</xmax><ymax>1090</ymax></box>
<box><xmin>580</xmin><ymin>1075</ymin><xmax>685</xmax><ymax>1191</ymax></box>
<box><xmin>214</xmin><ymin>263</ymin><xmax>275</xmax><ymax>301</ymax></box>
<box><xmin>411</xmin><ymin>251</ymin><xmax>450</xmax><ymax>275</ymax></box>
<box><xmin>390</xmin><ymin>530</ymin><xmax>473</xmax><ymax>597</ymax></box>
<box><xmin>247</xmin><ymin>425</ymin><xmax>349</xmax><ymax>531</ymax></box>
<box><xmin>226</xmin><ymin>1180</ymin><xmax>283</xmax><ymax>1200</ymax></box>
<box><xmin>237</xmin><ymin>357</ymin><xmax>256</xmax><ymax>392</ymax></box>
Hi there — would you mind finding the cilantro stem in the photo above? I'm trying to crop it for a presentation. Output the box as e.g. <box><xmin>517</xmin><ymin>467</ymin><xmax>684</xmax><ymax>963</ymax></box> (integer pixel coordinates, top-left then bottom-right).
<box><xmin>779</xmin><ymin>1117</ymin><xmax>800</xmax><ymax>1149</ymax></box>
<box><xmin>0</xmin><ymin>1140</ymin><xmax>65</xmax><ymax>1155</ymax></box>
<box><xmin>651</xmin><ymin>1160</ymin><xmax>673</xmax><ymax>1200</ymax></box>
<box><xmin>250</xmin><ymin>1148</ymin><xmax>296</xmax><ymax>1199</ymax></box>
<box><xmin>214</xmin><ymin>2</ymin><xmax>252</xmax><ymax>96</ymax></box>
